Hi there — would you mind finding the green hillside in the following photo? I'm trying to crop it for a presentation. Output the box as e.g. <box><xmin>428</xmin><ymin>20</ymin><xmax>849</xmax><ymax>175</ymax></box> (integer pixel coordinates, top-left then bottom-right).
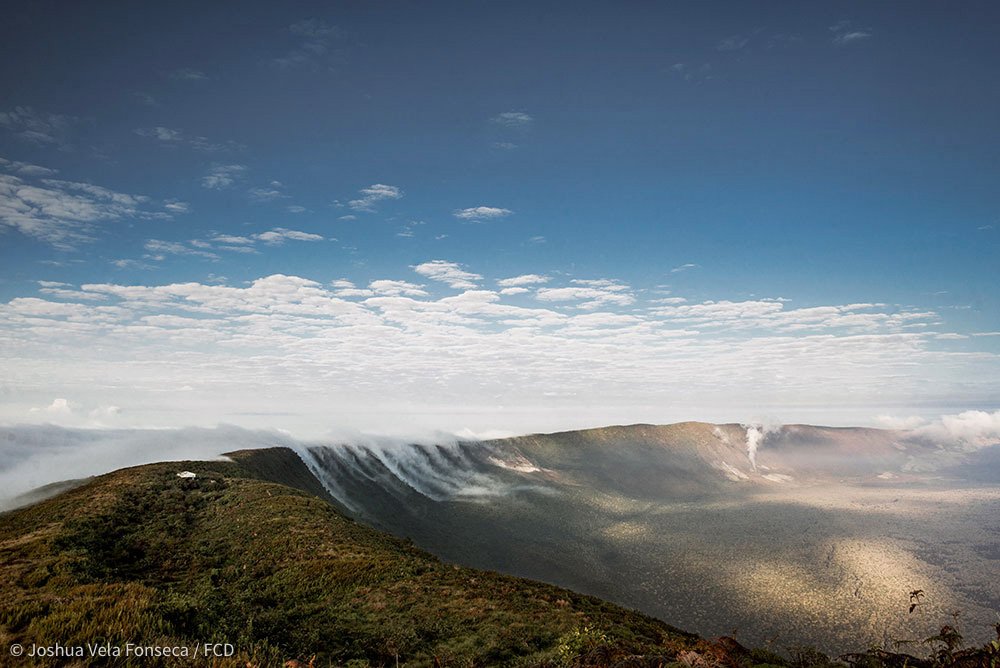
<box><xmin>1</xmin><ymin>446</ymin><xmax>996</xmax><ymax>667</ymax></box>
<box><xmin>0</xmin><ymin>448</ymin><xmax>712</xmax><ymax>667</ymax></box>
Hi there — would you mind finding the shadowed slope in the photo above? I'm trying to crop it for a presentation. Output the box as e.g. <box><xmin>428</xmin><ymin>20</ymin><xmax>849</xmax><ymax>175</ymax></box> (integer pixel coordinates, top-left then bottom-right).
<box><xmin>294</xmin><ymin>422</ymin><xmax>1000</xmax><ymax>654</ymax></box>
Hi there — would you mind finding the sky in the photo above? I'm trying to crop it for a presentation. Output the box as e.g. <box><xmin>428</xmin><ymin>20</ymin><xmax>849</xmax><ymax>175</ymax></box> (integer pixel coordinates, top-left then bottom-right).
<box><xmin>1</xmin><ymin>1</ymin><xmax>998</xmax><ymax>438</ymax></box>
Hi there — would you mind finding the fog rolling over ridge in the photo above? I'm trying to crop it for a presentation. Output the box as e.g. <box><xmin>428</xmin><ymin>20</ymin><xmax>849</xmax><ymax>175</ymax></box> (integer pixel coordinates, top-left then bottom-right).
<box><xmin>296</xmin><ymin>421</ymin><xmax>1000</xmax><ymax>654</ymax></box>
<box><xmin>2</xmin><ymin>417</ymin><xmax>999</xmax><ymax>654</ymax></box>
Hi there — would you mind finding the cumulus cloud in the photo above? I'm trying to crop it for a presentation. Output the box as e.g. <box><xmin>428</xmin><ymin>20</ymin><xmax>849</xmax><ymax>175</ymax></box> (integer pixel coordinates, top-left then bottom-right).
<box><xmin>201</xmin><ymin>164</ymin><xmax>247</xmax><ymax>189</ymax></box>
<box><xmin>348</xmin><ymin>183</ymin><xmax>402</xmax><ymax>212</ymax></box>
<box><xmin>412</xmin><ymin>260</ymin><xmax>482</xmax><ymax>289</ymax></box>
<box><xmin>453</xmin><ymin>206</ymin><xmax>512</xmax><ymax>222</ymax></box>
<box><xmin>913</xmin><ymin>410</ymin><xmax>1000</xmax><ymax>449</ymax></box>
<box><xmin>368</xmin><ymin>279</ymin><xmax>428</xmax><ymax>297</ymax></box>
<box><xmin>536</xmin><ymin>280</ymin><xmax>635</xmax><ymax>310</ymax></box>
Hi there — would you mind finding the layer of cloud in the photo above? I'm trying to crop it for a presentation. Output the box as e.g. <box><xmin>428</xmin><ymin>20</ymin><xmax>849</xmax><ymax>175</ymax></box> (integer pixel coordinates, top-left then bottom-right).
<box><xmin>0</xmin><ymin>262</ymin><xmax>994</xmax><ymax>439</ymax></box>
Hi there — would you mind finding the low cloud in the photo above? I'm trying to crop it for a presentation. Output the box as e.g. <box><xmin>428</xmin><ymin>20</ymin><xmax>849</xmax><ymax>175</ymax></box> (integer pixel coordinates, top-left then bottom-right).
<box><xmin>0</xmin><ymin>264</ymin><xmax>995</xmax><ymax>438</ymax></box>
<box><xmin>913</xmin><ymin>410</ymin><xmax>1000</xmax><ymax>449</ymax></box>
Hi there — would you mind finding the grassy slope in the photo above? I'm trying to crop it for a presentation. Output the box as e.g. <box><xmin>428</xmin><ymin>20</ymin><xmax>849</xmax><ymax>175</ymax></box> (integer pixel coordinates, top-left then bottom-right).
<box><xmin>0</xmin><ymin>450</ymin><xmax>720</xmax><ymax>667</ymax></box>
<box><xmin>2</xmin><ymin>446</ymin><xmax>995</xmax><ymax>667</ymax></box>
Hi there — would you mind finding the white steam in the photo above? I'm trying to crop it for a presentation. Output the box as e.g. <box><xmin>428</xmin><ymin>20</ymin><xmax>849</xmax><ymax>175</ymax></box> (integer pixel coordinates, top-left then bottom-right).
<box><xmin>744</xmin><ymin>425</ymin><xmax>764</xmax><ymax>470</ymax></box>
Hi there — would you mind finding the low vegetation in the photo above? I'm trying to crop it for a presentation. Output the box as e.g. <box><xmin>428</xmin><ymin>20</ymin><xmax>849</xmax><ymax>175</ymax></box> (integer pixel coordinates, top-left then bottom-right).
<box><xmin>0</xmin><ymin>449</ymin><xmax>996</xmax><ymax>667</ymax></box>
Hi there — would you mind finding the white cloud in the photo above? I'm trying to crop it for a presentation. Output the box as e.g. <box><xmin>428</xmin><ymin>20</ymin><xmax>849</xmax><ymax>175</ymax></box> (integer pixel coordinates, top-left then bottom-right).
<box><xmin>913</xmin><ymin>410</ymin><xmax>1000</xmax><ymax>449</ymax></box>
<box><xmin>29</xmin><ymin>398</ymin><xmax>77</xmax><ymax>417</ymax></box>
<box><xmin>286</xmin><ymin>205</ymin><xmax>307</xmax><ymax>214</ymax></box>
<box><xmin>136</xmin><ymin>126</ymin><xmax>182</xmax><ymax>142</ymax></box>
<box><xmin>830</xmin><ymin>21</ymin><xmax>872</xmax><ymax>46</ymax></box>
<box><xmin>212</xmin><ymin>234</ymin><xmax>254</xmax><ymax>245</ymax></box>
<box><xmin>671</xmin><ymin>263</ymin><xmax>699</xmax><ymax>273</ymax></box>
<box><xmin>498</xmin><ymin>274</ymin><xmax>550</xmax><ymax>287</ymax></box>
<box><xmin>367</xmin><ymin>280</ymin><xmax>428</xmax><ymax>297</ymax></box>
<box><xmin>0</xmin><ymin>157</ymin><xmax>58</xmax><ymax>176</ymax></box>
<box><xmin>0</xmin><ymin>172</ymin><xmax>170</xmax><ymax>250</ymax></box>
<box><xmin>144</xmin><ymin>239</ymin><xmax>219</xmax><ymax>260</ymax></box>
<box><xmin>499</xmin><ymin>287</ymin><xmax>530</xmax><ymax>296</ymax></box>
<box><xmin>875</xmin><ymin>414</ymin><xmax>928</xmax><ymax>430</ymax></box>
<box><xmin>348</xmin><ymin>183</ymin><xmax>402</xmax><ymax>212</ymax></box>
<box><xmin>536</xmin><ymin>282</ymin><xmax>636</xmax><ymax>310</ymax></box>
<box><xmin>254</xmin><ymin>227</ymin><xmax>324</xmax><ymax>244</ymax></box>
<box><xmin>249</xmin><ymin>181</ymin><xmax>287</xmax><ymax>202</ymax></box>
<box><xmin>169</xmin><ymin>68</ymin><xmax>208</xmax><ymax>81</ymax></box>
<box><xmin>135</xmin><ymin>127</ymin><xmax>244</xmax><ymax>153</ymax></box>
<box><xmin>164</xmin><ymin>199</ymin><xmax>190</xmax><ymax>214</ymax></box>
<box><xmin>453</xmin><ymin>206</ymin><xmax>512</xmax><ymax>222</ymax></box>
<box><xmin>202</xmin><ymin>164</ymin><xmax>247</xmax><ymax>189</ymax></box>
<box><xmin>272</xmin><ymin>19</ymin><xmax>343</xmax><ymax>69</ymax></box>
<box><xmin>491</xmin><ymin>112</ymin><xmax>533</xmax><ymax>127</ymax></box>
<box><xmin>412</xmin><ymin>260</ymin><xmax>482</xmax><ymax>289</ymax></box>
<box><xmin>717</xmin><ymin>35</ymin><xmax>749</xmax><ymax>51</ymax></box>
<box><xmin>0</xmin><ymin>107</ymin><xmax>81</xmax><ymax>145</ymax></box>
<box><xmin>0</xmin><ymin>264</ymin><xmax>994</xmax><ymax>439</ymax></box>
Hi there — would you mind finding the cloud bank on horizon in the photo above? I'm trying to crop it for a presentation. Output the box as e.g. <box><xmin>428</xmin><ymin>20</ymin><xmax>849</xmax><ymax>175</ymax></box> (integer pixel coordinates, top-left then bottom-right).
<box><xmin>0</xmin><ymin>2</ymin><xmax>998</xmax><ymax>436</ymax></box>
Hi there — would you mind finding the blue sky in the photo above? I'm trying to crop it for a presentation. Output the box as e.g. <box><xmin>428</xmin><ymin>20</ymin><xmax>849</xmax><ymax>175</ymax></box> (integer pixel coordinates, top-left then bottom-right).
<box><xmin>1</xmin><ymin>1</ymin><xmax>998</xmax><ymax>436</ymax></box>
